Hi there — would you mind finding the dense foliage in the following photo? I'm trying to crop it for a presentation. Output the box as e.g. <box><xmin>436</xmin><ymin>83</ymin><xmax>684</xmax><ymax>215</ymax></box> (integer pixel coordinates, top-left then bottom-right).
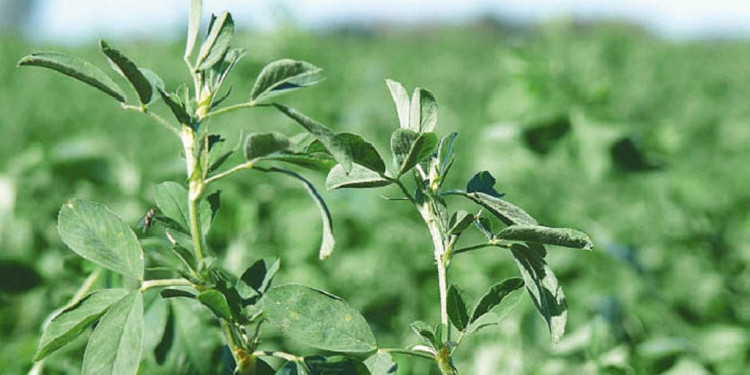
<box><xmin>1</xmin><ymin>17</ymin><xmax>749</xmax><ymax>374</ymax></box>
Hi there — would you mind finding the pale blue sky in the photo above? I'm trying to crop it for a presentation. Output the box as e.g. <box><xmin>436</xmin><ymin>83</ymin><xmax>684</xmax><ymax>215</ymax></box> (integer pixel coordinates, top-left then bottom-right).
<box><xmin>26</xmin><ymin>0</ymin><xmax>750</xmax><ymax>43</ymax></box>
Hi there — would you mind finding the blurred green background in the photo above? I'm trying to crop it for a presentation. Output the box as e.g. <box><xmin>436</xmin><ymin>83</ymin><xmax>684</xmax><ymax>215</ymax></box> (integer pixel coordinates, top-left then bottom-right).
<box><xmin>2</xmin><ymin>8</ymin><xmax>750</xmax><ymax>375</ymax></box>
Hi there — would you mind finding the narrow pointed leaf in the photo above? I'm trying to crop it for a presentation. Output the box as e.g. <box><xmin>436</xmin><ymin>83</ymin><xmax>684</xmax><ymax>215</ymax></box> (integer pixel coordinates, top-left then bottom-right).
<box><xmin>58</xmin><ymin>200</ymin><xmax>144</xmax><ymax>280</ymax></box>
<box><xmin>34</xmin><ymin>289</ymin><xmax>128</xmax><ymax>361</ymax></box>
<box><xmin>18</xmin><ymin>51</ymin><xmax>126</xmax><ymax>102</ymax></box>
<box><xmin>81</xmin><ymin>291</ymin><xmax>144</xmax><ymax>375</ymax></box>
<box><xmin>196</xmin><ymin>11</ymin><xmax>234</xmax><ymax>70</ymax></box>
<box><xmin>184</xmin><ymin>0</ymin><xmax>203</xmax><ymax>59</ymax></box>
<box><xmin>326</xmin><ymin>163</ymin><xmax>391</xmax><ymax>190</ymax></box>
<box><xmin>274</xmin><ymin>104</ymin><xmax>352</xmax><ymax>173</ymax></box>
<box><xmin>447</xmin><ymin>284</ymin><xmax>470</xmax><ymax>331</ymax></box>
<box><xmin>100</xmin><ymin>40</ymin><xmax>152</xmax><ymax>105</ymax></box>
<box><xmin>386</xmin><ymin>79</ymin><xmax>410</xmax><ymax>129</ymax></box>
<box><xmin>244</xmin><ymin>132</ymin><xmax>291</xmax><ymax>160</ymax></box>
<box><xmin>470</xmin><ymin>278</ymin><xmax>525</xmax><ymax>322</ymax></box>
<box><xmin>251</xmin><ymin>59</ymin><xmax>324</xmax><ymax>103</ymax></box>
<box><xmin>398</xmin><ymin>132</ymin><xmax>438</xmax><ymax>176</ymax></box>
<box><xmin>496</xmin><ymin>225</ymin><xmax>594</xmax><ymax>250</ymax></box>
<box><xmin>458</xmin><ymin>191</ymin><xmax>538</xmax><ymax>226</ymax></box>
<box><xmin>257</xmin><ymin>167</ymin><xmax>335</xmax><ymax>259</ymax></box>
<box><xmin>264</xmin><ymin>284</ymin><xmax>377</xmax><ymax>354</ymax></box>
<box><xmin>510</xmin><ymin>243</ymin><xmax>567</xmax><ymax>344</ymax></box>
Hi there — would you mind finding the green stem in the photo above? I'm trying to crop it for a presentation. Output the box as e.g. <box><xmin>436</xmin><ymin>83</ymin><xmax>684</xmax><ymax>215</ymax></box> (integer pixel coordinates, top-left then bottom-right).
<box><xmin>121</xmin><ymin>104</ymin><xmax>179</xmax><ymax>135</ymax></box>
<box><xmin>205</xmin><ymin>160</ymin><xmax>255</xmax><ymax>184</ymax></box>
<box><xmin>420</xmin><ymin>205</ymin><xmax>450</xmax><ymax>341</ymax></box>
<box><xmin>452</xmin><ymin>240</ymin><xmax>508</xmax><ymax>256</ymax></box>
<box><xmin>380</xmin><ymin>348</ymin><xmax>435</xmax><ymax>361</ymax></box>
<box><xmin>187</xmin><ymin>196</ymin><xmax>205</xmax><ymax>264</ymax></box>
<box><xmin>204</xmin><ymin>101</ymin><xmax>256</xmax><ymax>119</ymax></box>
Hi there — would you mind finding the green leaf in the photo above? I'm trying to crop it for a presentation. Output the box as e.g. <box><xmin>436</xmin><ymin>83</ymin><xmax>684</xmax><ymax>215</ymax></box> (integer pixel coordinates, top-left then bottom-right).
<box><xmin>308</xmin><ymin>133</ymin><xmax>385</xmax><ymax>173</ymax></box>
<box><xmin>436</xmin><ymin>132</ymin><xmax>457</xmax><ymax>175</ymax></box>
<box><xmin>264</xmin><ymin>152</ymin><xmax>336</xmax><ymax>172</ymax></box>
<box><xmin>160</xmin><ymin>289</ymin><xmax>196</xmax><ymax>299</ymax></box>
<box><xmin>365</xmin><ymin>351</ymin><xmax>398</xmax><ymax>375</ymax></box>
<box><xmin>263</xmin><ymin>284</ymin><xmax>377</xmax><ymax>354</ymax></box>
<box><xmin>82</xmin><ymin>291</ymin><xmax>144</xmax><ymax>375</ymax></box>
<box><xmin>458</xmin><ymin>191</ymin><xmax>538</xmax><ymax>227</ymax></box>
<box><xmin>398</xmin><ymin>132</ymin><xmax>438</xmax><ymax>176</ymax></box>
<box><xmin>157</xmin><ymin>88</ymin><xmax>192</xmax><ymax>126</ymax></box>
<box><xmin>415</xmin><ymin>88</ymin><xmax>438</xmax><ymax>132</ymax></box>
<box><xmin>326</xmin><ymin>163</ymin><xmax>392</xmax><ymax>190</ymax></box>
<box><xmin>18</xmin><ymin>51</ymin><xmax>126</xmax><ymax>102</ymax></box>
<box><xmin>496</xmin><ymin>225</ymin><xmax>594</xmax><ymax>250</ymax></box>
<box><xmin>470</xmin><ymin>278</ymin><xmax>525</xmax><ymax>323</ymax></box>
<box><xmin>466</xmin><ymin>285</ymin><xmax>524</xmax><ymax>335</ymax></box>
<box><xmin>510</xmin><ymin>243</ymin><xmax>567</xmax><ymax>344</ymax></box>
<box><xmin>100</xmin><ymin>40</ymin><xmax>152</xmax><ymax>105</ymax></box>
<box><xmin>275</xmin><ymin>361</ymin><xmax>304</xmax><ymax>375</ymax></box>
<box><xmin>153</xmin><ymin>182</ymin><xmax>211</xmax><ymax>236</ymax></box>
<box><xmin>448</xmin><ymin>210</ymin><xmax>474</xmax><ymax>235</ymax></box>
<box><xmin>274</xmin><ymin>104</ymin><xmax>352</xmax><ymax>173</ymax></box>
<box><xmin>140</xmin><ymin>68</ymin><xmax>164</xmax><ymax>94</ymax></box>
<box><xmin>256</xmin><ymin>167</ymin><xmax>335</xmax><ymax>260</ymax></box>
<box><xmin>410</xmin><ymin>320</ymin><xmax>440</xmax><ymax>348</ymax></box>
<box><xmin>197</xmin><ymin>289</ymin><xmax>234</xmax><ymax>321</ymax></box>
<box><xmin>58</xmin><ymin>199</ymin><xmax>144</xmax><ymax>280</ymax></box>
<box><xmin>390</xmin><ymin>128</ymin><xmax>417</xmax><ymax>169</ymax></box>
<box><xmin>239</xmin><ymin>258</ymin><xmax>280</xmax><ymax>296</ymax></box>
<box><xmin>245</xmin><ymin>132</ymin><xmax>291</xmax><ymax>160</ymax></box>
<box><xmin>184</xmin><ymin>0</ymin><xmax>203</xmax><ymax>59</ymax></box>
<box><xmin>195</xmin><ymin>11</ymin><xmax>234</xmax><ymax>70</ymax></box>
<box><xmin>474</xmin><ymin>216</ymin><xmax>494</xmax><ymax>240</ymax></box>
<box><xmin>340</xmin><ymin>133</ymin><xmax>386</xmax><ymax>173</ymax></box>
<box><xmin>304</xmin><ymin>356</ymin><xmax>370</xmax><ymax>375</ymax></box>
<box><xmin>385</xmin><ymin>79</ymin><xmax>410</xmax><ymax>130</ymax></box>
<box><xmin>251</xmin><ymin>59</ymin><xmax>324</xmax><ymax>103</ymax></box>
<box><xmin>447</xmin><ymin>284</ymin><xmax>470</xmax><ymax>331</ymax></box>
<box><xmin>466</xmin><ymin>171</ymin><xmax>504</xmax><ymax>198</ymax></box>
<box><xmin>34</xmin><ymin>289</ymin><xmax>128</xmax><ymax>361</ymax></box>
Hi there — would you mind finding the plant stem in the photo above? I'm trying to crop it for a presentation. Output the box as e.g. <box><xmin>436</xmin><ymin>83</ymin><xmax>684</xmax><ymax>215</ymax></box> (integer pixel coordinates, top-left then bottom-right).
<box><xmin>419</xmin><ymin>205</ymin><xmax>450</xmax><ymax>340</ymax></box>
<box><xmin>205</xmin><ymin>160</ymin><xmax>254</xmax><ymax>184</ymax></box>
<box><xmin>380</xmin><ymin>348</ymin><xmax>435</xmax><ymax>361</ymax></box>
<box><xmin>452</xmin><ymin>240</ymin><xmax>509</xmax><ymax>256</ymax></box>
<box><xmin>187</xmin><ymin>196</ymin><xmax>205</xmax><ymax>264</ymax></box>
<box><xmin>204</xmin><ymin>101</ymin><xmax>256</xmax><ymax>119</ymax></box>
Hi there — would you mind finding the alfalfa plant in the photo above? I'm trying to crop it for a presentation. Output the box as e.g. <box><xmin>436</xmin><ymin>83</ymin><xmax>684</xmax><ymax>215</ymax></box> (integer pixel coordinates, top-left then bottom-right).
<box><xmin>318</xmin><ymin>79</ymin><xmax>594</xmax><ymax>374</ymax></box>
<box><xmin>19</xmin><ymin>1</ymin><xmax>593</xmax><ymax>374</ymax></box>
<box><xmin>19</xmin><ymin>1</ymin><xmax>385</xmax><ymax>374</ymax></box>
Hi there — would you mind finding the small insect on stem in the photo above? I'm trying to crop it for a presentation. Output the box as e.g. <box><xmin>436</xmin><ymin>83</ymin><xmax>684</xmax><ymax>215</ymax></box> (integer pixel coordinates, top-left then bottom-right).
<box><xmin>137</xmin><ymin>208</ymin><xmax>158</xmax><ymax>233</ymax></box>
